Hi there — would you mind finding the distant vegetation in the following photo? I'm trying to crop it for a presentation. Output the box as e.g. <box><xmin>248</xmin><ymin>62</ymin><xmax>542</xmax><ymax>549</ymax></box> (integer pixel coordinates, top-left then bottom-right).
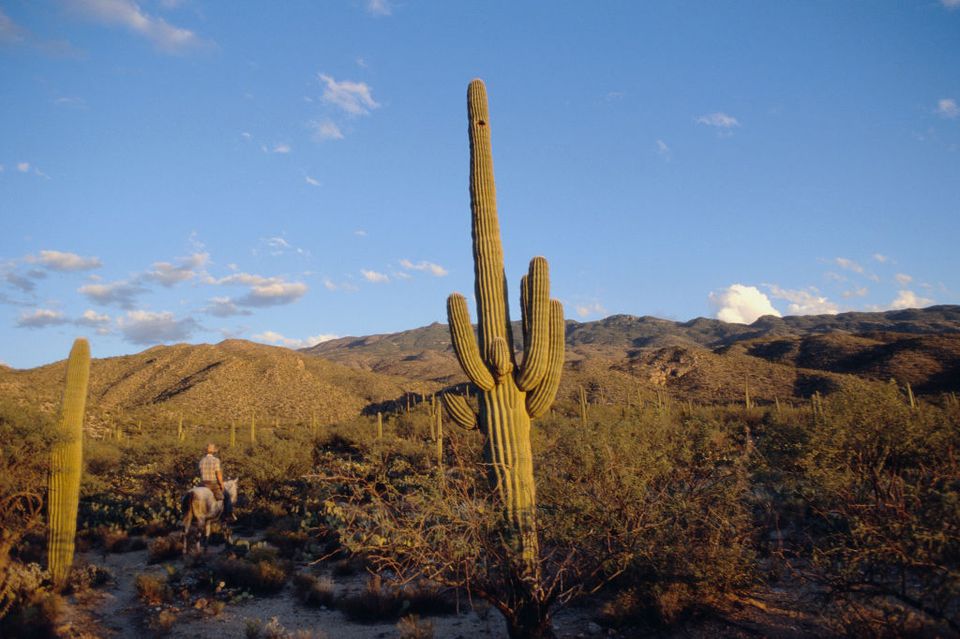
<box><xmin>1</xmin><ymin>382</ymin><xmax>957</xmax><ymax>636</ymax></box>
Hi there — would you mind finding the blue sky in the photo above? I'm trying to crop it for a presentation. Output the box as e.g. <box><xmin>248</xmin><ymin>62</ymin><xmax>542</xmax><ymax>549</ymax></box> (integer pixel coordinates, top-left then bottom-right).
<box><xmin>1</xmin><ymin>1</ymin><xmax>959</xmax><ymax>368</ymax></box>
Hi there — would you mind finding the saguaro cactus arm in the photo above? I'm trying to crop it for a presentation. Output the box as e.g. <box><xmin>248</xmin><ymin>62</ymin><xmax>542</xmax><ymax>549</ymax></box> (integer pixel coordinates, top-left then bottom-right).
<box><xmin>515</xmin><ymin>257</ymin><xmax>550</xmax><ymax>391</ymax></box>
<box><xmin>526</xmin><ymin>300</ymin><xmax>565</xmax><ymax>419</ymax></box>
<box><xmin>441</xmin><ymin>392</ymin><xmax>478</xmax><ymax>431</ymax></box>
<box><xmin>447</xmin><ymin>293</ymin><xmax>495</xmax><ymax>391</ymax></box>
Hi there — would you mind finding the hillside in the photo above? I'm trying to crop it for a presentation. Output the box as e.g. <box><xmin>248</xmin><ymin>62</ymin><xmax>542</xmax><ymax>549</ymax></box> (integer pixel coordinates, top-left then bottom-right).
<box><xmin>303</xmin><ymin>305</ymin><xmax>960</xmax><ymax>402</ymax></box>
<box><xmin>0</xmin><ymin>339</ymin><xmax>437</xmax><ymax>432</ymax></box>
<box><xmin>3</xmin><ymin>307</ymin><xmax>957</xmax><ymax>430</ymax></box>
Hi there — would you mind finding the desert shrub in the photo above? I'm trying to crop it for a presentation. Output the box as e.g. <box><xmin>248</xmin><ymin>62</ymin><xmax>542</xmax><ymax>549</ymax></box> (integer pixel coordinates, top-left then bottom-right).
<box><xmin>0</xmin><ymin>562</ymin><xmax>58</xmax><ymax>636</ymax></box>
<box><xmin>0</xmin><ymin>587</ymin><xmax>62</xmax><ymax>639</ymax></box>
<box><xmin>244</xmin><ymin>616</ymin><xmax>327</xmax><ymax>639</ymax></box>
<box><xmin>148</xmin><ymin>534</ymin><xmax>182</xmax><ymax>563</ymax></box>
<box><xmin>67</xmin><ymin>562</ymin><xmax>112</xmax><ymax>592</ymax></box>
<box><xmin>791</xmin><ymin>383</ymin><xmax>960</xmax><ymax>635</ymax></box>
<box><xmin>213</xmin><ymin>556</ymin><xmax>290</xmax><ymax>594</ymax></box>
<box><xmin>336</xmin><ymin>574</ymin><xmax>407</xmax><ymax>621</ymax></box>
<box><xmin>150</xmin><ymin>609</ymin><xmax>177</xmax><ymax>634</ymax></box>
<box><xmin>536</xmin><ymin>409</ymin><xmax>756</xmax><ymax>620</ymax></box>
<box><xmin>331</xmin><ymin>557</ymin><xmax>364</xmax><ymax>577</ymax></box>
<box><xmin>84</xmin><ymin>440</ymin><xmax>123</xmax><ymax>477</ymax></box>
<box><xmin>84</xmin><ymin>525</ymin><xmax>146</xmax><ymax>553</ymax></box>
<box><xmin>135</xmin><ymin>572</ymin><xmax>172</xmax><ymax>604</ymax></box>
<box><xmin>264</xmin><ymin>525</ymin><xmax>310</xmax><ymax>559</ymax></box>
<box><xmin>397</xmin><ymin>614</ymin><xmax>434</xmax><ymax>639</ymax></box>
<box><xmin>292</xmin><ymin>572</ymin><xmax>334</xmax><ymax>608</ymax></box>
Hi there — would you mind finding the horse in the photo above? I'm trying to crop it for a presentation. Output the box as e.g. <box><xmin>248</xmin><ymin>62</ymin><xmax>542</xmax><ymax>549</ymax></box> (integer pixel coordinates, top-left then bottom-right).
<box><xmin>181</xmin><ymin>478</ymin><xmax>238</xmax><ymax>554</ymax></box>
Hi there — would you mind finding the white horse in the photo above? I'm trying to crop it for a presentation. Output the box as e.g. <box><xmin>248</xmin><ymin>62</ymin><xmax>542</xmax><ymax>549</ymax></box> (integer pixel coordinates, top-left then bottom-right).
<box><xmin>181</xmin><ymin>478</ymin><xmax>238</xmax><ymax>554</ymax></box>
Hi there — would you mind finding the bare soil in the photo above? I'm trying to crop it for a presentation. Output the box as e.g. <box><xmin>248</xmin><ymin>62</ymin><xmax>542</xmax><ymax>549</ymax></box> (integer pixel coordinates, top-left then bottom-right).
<box><xmin>51</xmin><ymin>536</ymin><xmax>830</xmax><ymax>639</ymax></box>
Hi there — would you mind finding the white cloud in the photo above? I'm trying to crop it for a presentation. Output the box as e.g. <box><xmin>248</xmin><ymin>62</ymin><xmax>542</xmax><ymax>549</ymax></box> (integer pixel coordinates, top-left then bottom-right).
<box><xmin>30</xmin><ymin>250</ymin><xmax>102</xmax><ymax>272</ymax></box>
<box><xmin>318</xmin><ymin>73</ymin><xmax>380</xmax><ymax>116</ymax></box>
<box><xmin>322</xmin><ymin>278</ymin><xmax>338</xmax><ymax>291</ymax></box>
<box><xmin>936</xmin><ymin>98</ymin><xmax>959</xmax><ymax>118</ymax></box>
<box><xmin>53</xmin><ymin>96</ymin><xmax>86</xmax><ymax>108</ymax></box>
<box><xmin>272</xmin><ymin>143</ymin><xmax>291</xmax><ymax>154</ymax></box>
<box><xmin>872</xmin><ymin>253</ymin><xmax>889</xmax><ymax>263</ymax></box>
<box><xmin>16</xmin><ymin>162</ymin><xmax>30</xmax><ymax>172</ymax></box>
<box><xmin>144</xmin><ymin>252</ymin><xmax>208</xmax><ymax>286</ymax></box>
<box><xmin>894</xmin><ymin>273</ymin><xmax>913</xmax><ymax>287</ymax></box>
<box><xmin>77</xmin><ymin>309</ymin><xmax>110</xmax><ymax>325</ymax></box>
<box><xmin>16</xmin><ymin>308</ymin><xmax>68</xmax><ymax>328</ymax></box>
<box><xmin>309</xmin><ymin>119</ymin><xmax>345</xmax><ymax>141</ymax></box>
<box><xmin>575</xmin><ymin>302</ymin><xmax>607</xmax><ymax>318</ymax></box>
<box><xmin>252</xmin><ymin>330</ymin><xmax>338</xmax><ymax>349</ymax></box>
<box><xmin>69</xmin><ymin>0</ymin><xmax>206</xmax><ymax>53</ymax></box>
<box><xmin>943</xmin><ymin>0</ymin><xmax>960</xmax><ymax>8</ymax></box>
<box><xmin>766</xmin><ymin>285</ymin><xmax>839</xmax><ymax>315</ymax></box>
<box><xmin>4</xmin><ymin>271</ymin><xmax>37</xmax><ymax>293</ymax></box>
<box><xmin>305</xmin><ymin>175</ymin><xmax>321</xmax><ymax>187</ymax></box>
<box><xmin>240</xmin><ymin>282</ymin><xmax>307</xmax><ymax>306</ymax></box>
<box><xmin>354</xmin><ymin>229</ymin><xmax>367</xmax><ymax>237</ymax></box>
<box><xmin>709</xmin><ymin>284</ymin><xmax>781</xmax><ymax>324</ymax></box>
<box><xmin>79</xmin><ymin>279</ymin><xmax>147</xmax><ymax>308</ymax></box>
<box><xmin>203</xmin><ymin>296</ymin><xmax>251</xmax><ymax>317</ymax></box>
<box><xmin>361</xmin><ymin>269</ymin><xmax>389</xmax><ymax>283</ymax></box>
<box><xmin>117</xmin><ymin>310</ymin><xmax>198</xmax><ymax>344</ymax></box>
<box><xmin>695</xmin><ymin>112</ymin><xmax>740</xmax><ymax>128</ymax></box>
<box><xmin>211</xmin><ymin>272</ymin><xmax>307</xmax><ymax>307</ymax></box>
<box><xmin>365</xmin><ymin>0</ymin><xmax>392</xmax><ymax>16</ymax></box>
<box><xmin>890</xmin><ymin>290</ymin><xmax>934</xmax><ymax>310</ymax></box>
<box><xmin>842</xmin><ymin>287</ymin><xmax>869</xmax><ymax>299</ymax></box>
<box><xmin>240</xmin><ymin>131</ymin><xmax>252</xmax><ymax>140</ymax></box>
<box><xmin>399</xmin><ymin>259</ymin><xmax>448</xmax><ymax>277</ymax></box>
<box><xmin>76</xmin><ymin>309</ymin><xmax>112</xmax><ymax>334</ymax></box>
<box><xmin>655</xmin><ymin>139</ymin><xmax>670</xmax><ymax>158</ymax></box>
<box><xmin>834</xmin><ymin>257</ymin><xmax>864</xmax><ymax>274</ymax></box>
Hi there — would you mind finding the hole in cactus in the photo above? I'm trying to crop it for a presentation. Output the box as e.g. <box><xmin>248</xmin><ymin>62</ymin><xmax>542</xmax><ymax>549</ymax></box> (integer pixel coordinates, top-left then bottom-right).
<box><xmin>478</xmin><ymin>120</ymin><xmax>486</xmax><ymax>126</ymax></box>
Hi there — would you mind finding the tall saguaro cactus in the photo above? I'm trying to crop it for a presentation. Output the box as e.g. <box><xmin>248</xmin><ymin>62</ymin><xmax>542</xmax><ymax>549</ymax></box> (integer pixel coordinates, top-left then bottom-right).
<box><xmin>48</xmin><ymin>338</ymin><xmax>91</xmax><ymax>588</ymax></box>
<box><xmin>442</xmin><ymin>79</ymin><xmax>565</xmax><ymax>583</ymax></box>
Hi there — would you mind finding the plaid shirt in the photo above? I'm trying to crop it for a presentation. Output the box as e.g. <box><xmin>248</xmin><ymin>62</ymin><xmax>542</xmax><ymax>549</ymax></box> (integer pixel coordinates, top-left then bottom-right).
<box><xmin>199</xmin><ymin>454</ymin><xmax>221</xmax><ymax>482</ymax></box>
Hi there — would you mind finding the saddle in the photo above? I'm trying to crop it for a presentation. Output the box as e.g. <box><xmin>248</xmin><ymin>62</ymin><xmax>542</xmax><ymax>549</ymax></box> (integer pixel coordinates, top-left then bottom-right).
<box><xmin>202</xmin><ymin>480</ymin><xmax>224</xmax><ymax>502</ymax></box>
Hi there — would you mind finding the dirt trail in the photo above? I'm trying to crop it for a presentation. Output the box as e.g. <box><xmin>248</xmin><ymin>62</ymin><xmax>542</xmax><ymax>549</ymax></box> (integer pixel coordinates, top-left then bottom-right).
<box><xmin>56</xmin><ymin>539</ymin><xmax>827</xmax><ymax>639</ymax></box>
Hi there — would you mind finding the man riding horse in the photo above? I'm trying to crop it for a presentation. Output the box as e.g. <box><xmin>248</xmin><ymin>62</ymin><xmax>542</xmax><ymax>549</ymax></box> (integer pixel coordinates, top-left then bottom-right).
<box><xmin>182</xmin><ymin>443</ymin><xmax>237</xmax><ymax>553</ymax></box>
<box><xmin>200</xmin><ymin>442</ymin><xmax>234</xmax><ymax>520</ymax></box>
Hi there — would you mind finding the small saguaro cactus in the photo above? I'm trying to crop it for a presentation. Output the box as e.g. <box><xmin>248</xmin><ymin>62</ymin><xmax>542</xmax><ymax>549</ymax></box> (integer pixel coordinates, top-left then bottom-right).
<box><xmin>906</xmin><ymin>382</ymin><xmax>917</xmax><ymax>410</ymax></box>
<box><xmin>48</xmin><ymin>338</ymin><xmax>91</xmax><ymax>588</ymax></box>
<box><xmin>441</xmin><ymin>79</ymin><xmax>565</xmax><ymax>583</ymax></box>
<box><xmin>578</xmin><ymin>385</ymin><xmax>588</xmax><ymax>428</ymax></box>
<box><xmin>177</xmin><ymin>412</ymin><xmax>184</xmax><ymax>442</ymax></box>
<box><xmin>376</xmin><ymin>411</ymin><xmax>383</xmax><ymax>440</ymax></box>
<box><xmin>250</xmin><ymin>414</ymin><xmax>257</xmax><ymax>444</ymax></box>
<box><xmin>230</xmin><ymin>421</ymin><xmax>237</xmax><ymax>447</ymax></box>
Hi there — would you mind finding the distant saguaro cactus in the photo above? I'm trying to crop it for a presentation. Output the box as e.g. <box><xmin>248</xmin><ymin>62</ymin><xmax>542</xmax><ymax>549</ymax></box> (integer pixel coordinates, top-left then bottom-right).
<box><xmin>441</xmin><ymin>79</ymin><xmax>565</xmax><ymax>583</ymax></box>
<box><xmin>47</xmin><ymin>338</ymin><xmax>91</xmax><ymax>588</ymax></box>
<box><xmin>578</xmin><ymin>386</ymin><xmax>588</xmax><ymax>428</ymax></box>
